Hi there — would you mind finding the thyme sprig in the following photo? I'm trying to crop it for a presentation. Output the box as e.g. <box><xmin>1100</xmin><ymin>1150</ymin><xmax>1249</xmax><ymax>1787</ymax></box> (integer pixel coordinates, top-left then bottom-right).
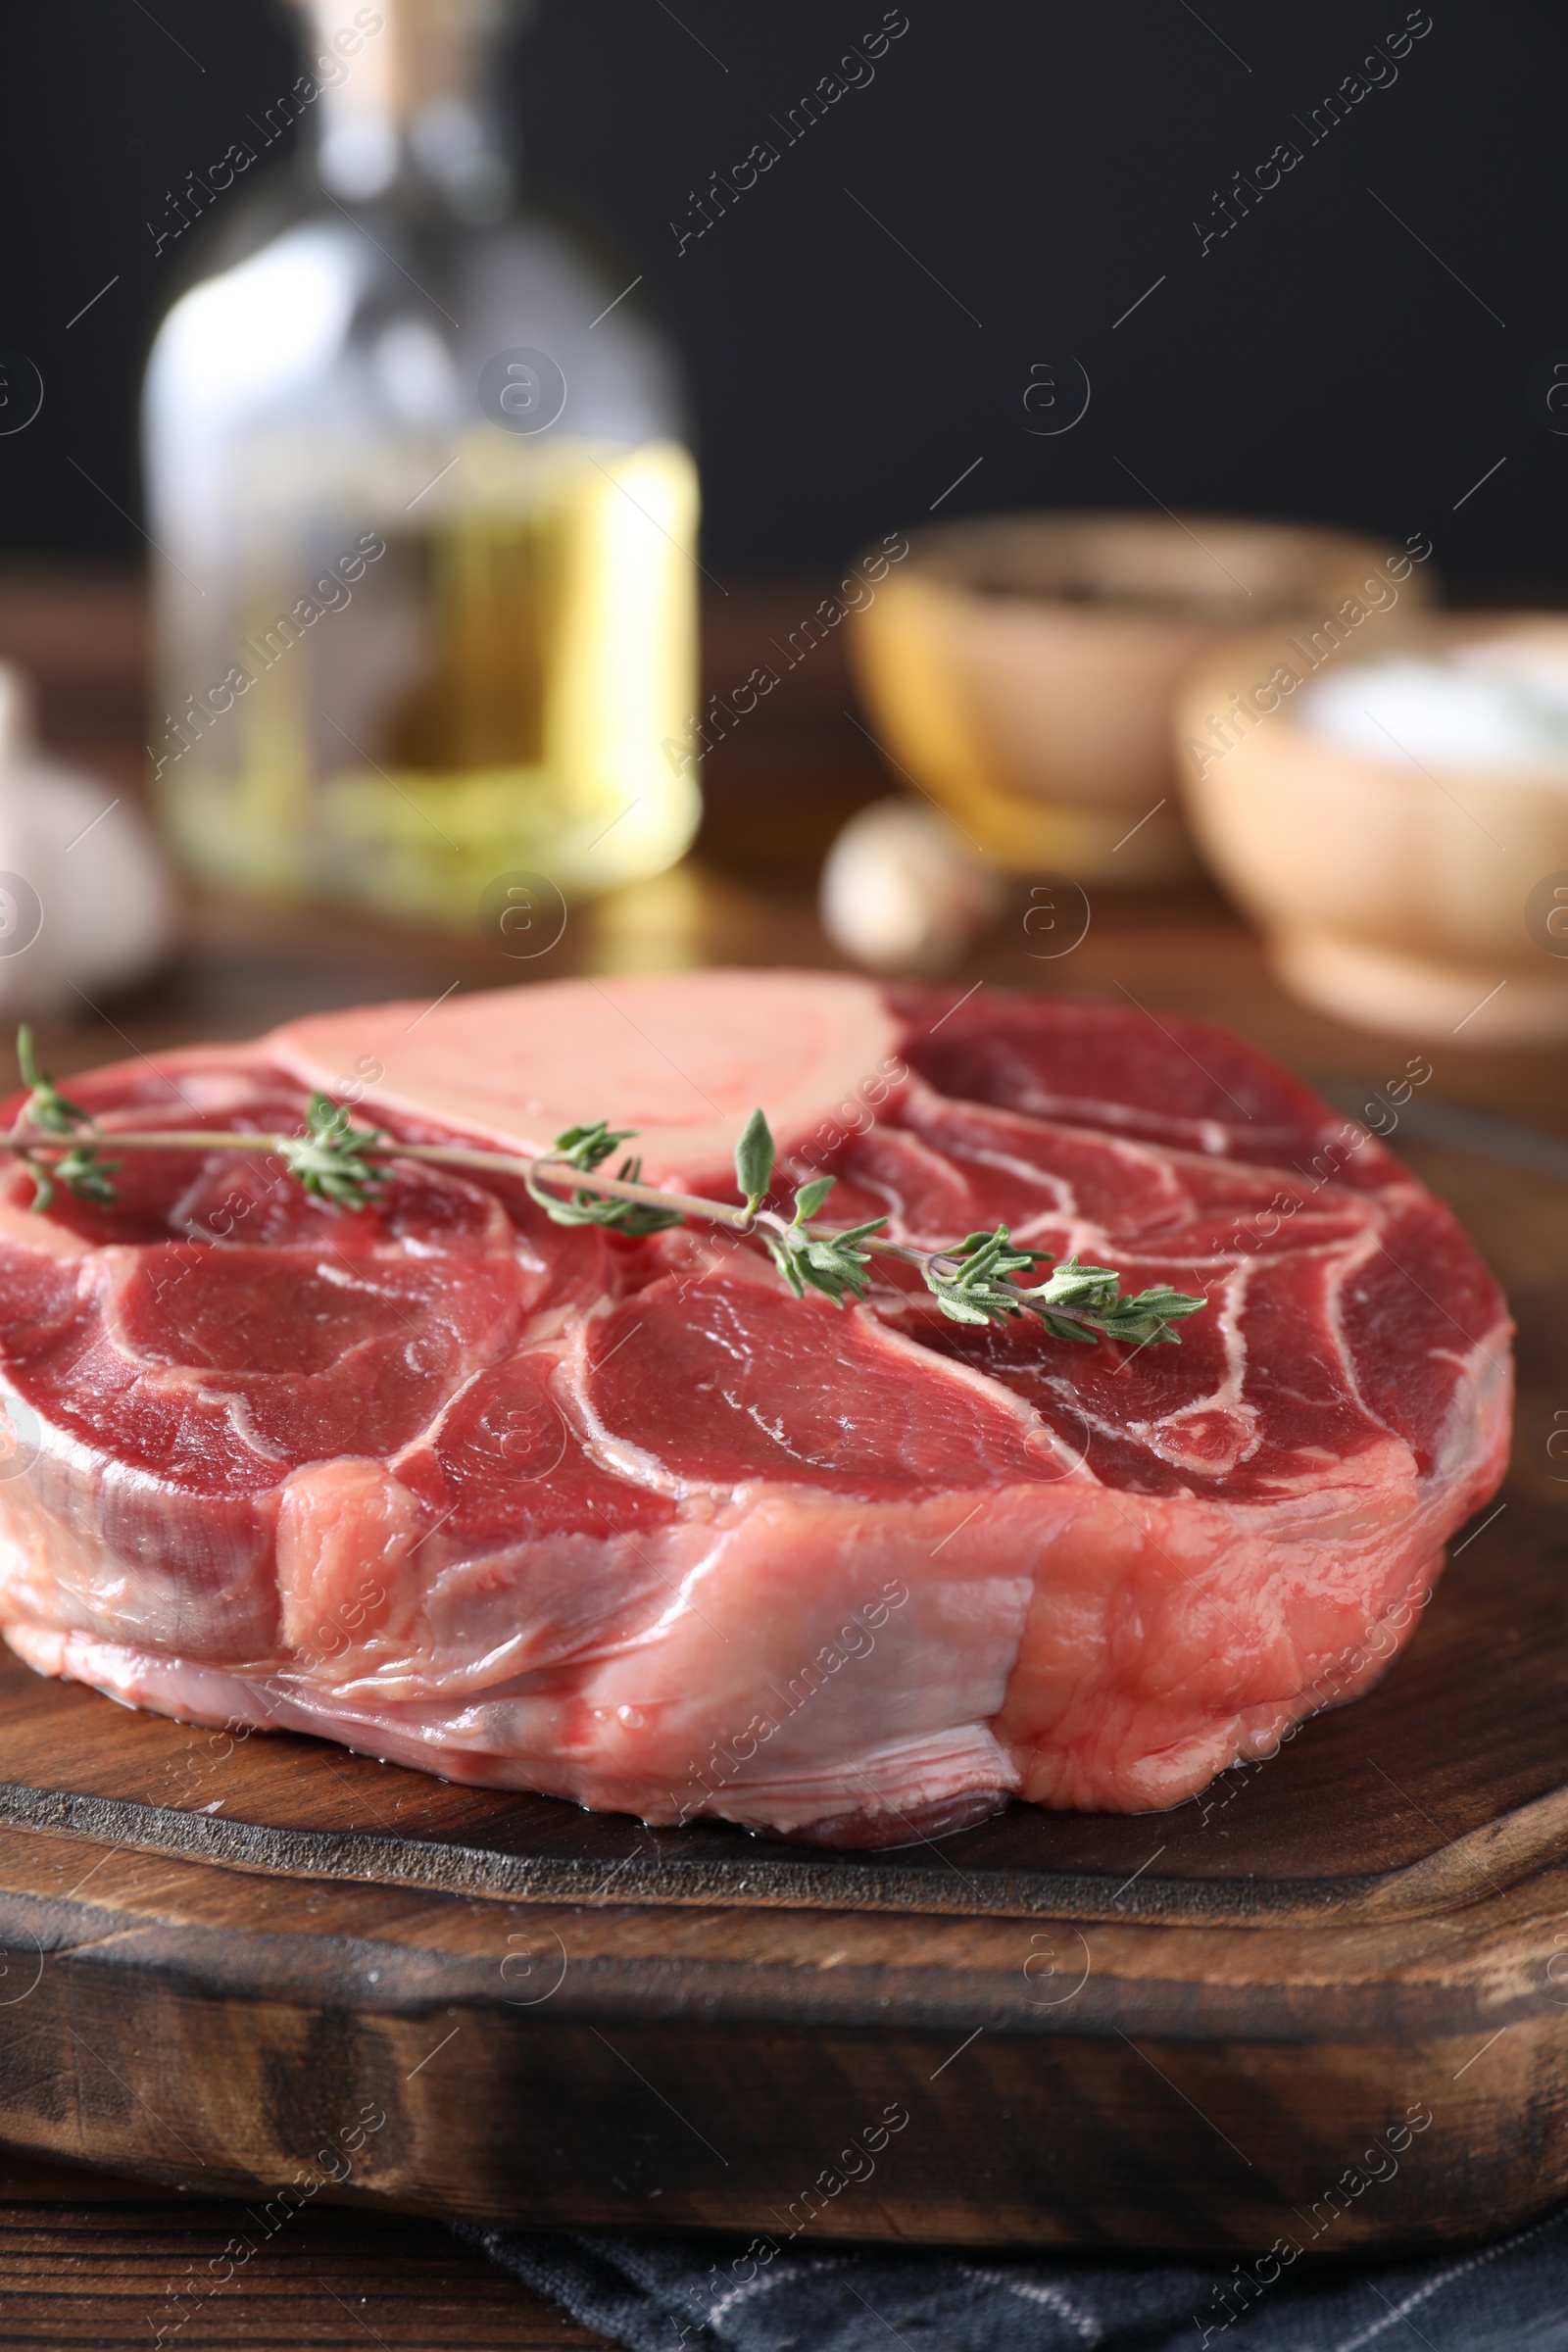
<box><xmin>728</xmin><ymin>1107</ymin><xmax>1203</xmax><ymax>1343</ymax></box>
<box><xmin>1030</xmin><ymin>1263</ymin><xmax>1207</xmax><ymax>1349</ymax></box>
<box><xmin>922</xmin><ymin>1225</ymin><xmax>1047</xmax><ymax>1327</ymax></box>
<box><xmin>924</xmin><ymin>1228</ymin><xmax>1204</xmax><ymax>1348</ymax></box>
<box><xmin>280</xmin><ymin>1095</ymin><xmax>390</xmax><ymax>1211</ymax></box>
<box><xmin>759</xmin><ymin>1174</ymin><xmax>889</xmax><ymax>1308</ymax></box>
<box><xmin>727</xmin><ymin>1109</ymin><xmax>887</xmax><ymax>1306</ymax></box>
<box><xmin>2</xmin><ymin>1032</ymin><xmax>1206</xmax><ymax>1345</ymax></box>
<box><xmin>524</xmin><ymin>1118</ymin><xmax>684</xmax><ymax>1236</ymax></box>
<box><xmin>14</xmin><ymin>1027</ymin><xmax>120</xmax><ymax>1211</ymax></box>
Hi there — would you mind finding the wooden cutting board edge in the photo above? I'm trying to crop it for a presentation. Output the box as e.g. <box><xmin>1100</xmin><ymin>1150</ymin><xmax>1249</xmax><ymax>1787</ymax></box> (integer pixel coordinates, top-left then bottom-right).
<box><xmin>0</xmin><ymin>1845</ymin><xmax>1562</xmax><ymax>2254</ymax></box>
<box><xmin>3</xmin><ymin>1762</ymin><xmax>1568</xmax><ymax>1930</ymax></box>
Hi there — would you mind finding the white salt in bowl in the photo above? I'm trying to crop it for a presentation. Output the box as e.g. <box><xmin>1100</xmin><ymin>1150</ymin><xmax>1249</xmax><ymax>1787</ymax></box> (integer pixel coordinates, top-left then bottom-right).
<box><xmin>1177</xmin><ymin>616</ymin><xmax>1568</xmax><ymax>1044</ymax></box>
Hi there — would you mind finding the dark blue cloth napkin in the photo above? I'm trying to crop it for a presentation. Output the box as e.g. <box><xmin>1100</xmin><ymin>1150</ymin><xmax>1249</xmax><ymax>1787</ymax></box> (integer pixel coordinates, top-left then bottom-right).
<box><xmin>460</xmin><ymin>2206</ymin><xmax>1568</xmax><ymax>2351</ymax></box>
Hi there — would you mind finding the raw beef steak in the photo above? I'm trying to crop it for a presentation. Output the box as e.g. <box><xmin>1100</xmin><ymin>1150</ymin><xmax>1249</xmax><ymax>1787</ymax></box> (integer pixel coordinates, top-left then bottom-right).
<box><xmin>0</xmin><ymin>972</ymin><xmax>1510</xmax><ymax>1841</ymax></box>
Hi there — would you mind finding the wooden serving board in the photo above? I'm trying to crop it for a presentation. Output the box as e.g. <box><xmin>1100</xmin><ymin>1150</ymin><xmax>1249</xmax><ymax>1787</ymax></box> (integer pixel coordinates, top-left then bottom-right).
<box><xmin>0</xmin><ymin>1102</ymin><xmax>1561</xmax><ymax>2256</ymax></box>
<box><xmin>0</xmin><ymin>1493</ymin><xmax>1560</xmax><ymax>2258</ymax></box>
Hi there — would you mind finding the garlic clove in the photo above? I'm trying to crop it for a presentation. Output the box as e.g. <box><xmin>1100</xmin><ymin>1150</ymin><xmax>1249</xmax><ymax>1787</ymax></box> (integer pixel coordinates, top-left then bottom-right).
<box><xmin>819</xmin><ymin>796</ymin><xmax>1004</xmax><ymax>977</ymax></box>
<box><xmin>0</xmin><ymin>662</ymin><xmax>175</xmax><ymax>1014</ymax></box>
<box><xmin>0</xmin><ymin>666</ymin><xmax>37</xmax><ymax>772</ymax></box>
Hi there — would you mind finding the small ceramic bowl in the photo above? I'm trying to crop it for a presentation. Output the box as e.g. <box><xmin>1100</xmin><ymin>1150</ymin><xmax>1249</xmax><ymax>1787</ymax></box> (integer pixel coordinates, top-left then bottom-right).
<box><xmin>846</xmin><ymin>512</ymin><xmax>1430</xmax><ymax>882</ymax></box>
<box><xmin>1178</xmin><ymin>614</ymin><xmax>1568</xmax><ymax>1044</ymax></box>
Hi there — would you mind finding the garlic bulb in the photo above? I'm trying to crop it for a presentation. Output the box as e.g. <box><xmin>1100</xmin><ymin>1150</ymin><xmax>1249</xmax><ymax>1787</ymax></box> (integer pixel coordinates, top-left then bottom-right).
<box><xmin>0</xmin><ymin>662</ymin><xmax>175</xmax><ymax>1014</ymax></box>
<box><xmin>819</xmin><ymin>796</ymin><xmax>1004</xmax><ymax>976</ymax></box>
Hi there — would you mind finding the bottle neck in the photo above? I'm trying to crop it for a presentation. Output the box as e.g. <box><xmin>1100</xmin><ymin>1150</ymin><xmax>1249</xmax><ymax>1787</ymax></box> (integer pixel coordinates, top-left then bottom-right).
<box><xmin>299</xmin><ymin>0</ymin><xmax>519</xmax><ymax>220</ymax></box>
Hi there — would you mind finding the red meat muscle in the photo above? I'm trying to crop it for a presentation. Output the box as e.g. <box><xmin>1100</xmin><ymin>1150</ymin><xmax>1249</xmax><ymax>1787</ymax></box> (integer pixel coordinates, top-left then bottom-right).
<box><xmin>0</xmin><ymin>972</ymin><xmax>1510</xmax><ymax>1841</ymax></box>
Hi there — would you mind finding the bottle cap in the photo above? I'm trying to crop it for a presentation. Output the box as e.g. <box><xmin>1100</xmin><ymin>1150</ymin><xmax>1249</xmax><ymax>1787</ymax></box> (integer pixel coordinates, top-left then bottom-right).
<box><xmin>298</xmin><ymin>0</ymin><xmax>525</xmax><ymax>203</ymax></box>
<box><xmin>300</xmin><ymin>0</ymin><xmax>516</xmax><ymax>122</ymax></box>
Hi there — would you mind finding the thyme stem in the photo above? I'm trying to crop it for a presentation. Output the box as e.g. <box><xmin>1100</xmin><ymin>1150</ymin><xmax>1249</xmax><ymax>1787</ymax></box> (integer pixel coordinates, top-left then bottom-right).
<box><xmin>0</xmin><ymin>1122</ymin><xmax>917</xmax><ymax>1253</ymax></box>
<box><xmin>0</xmin><ymin>1077</ymin><xmax>1206</xmax><ymax>1346</ymax></box>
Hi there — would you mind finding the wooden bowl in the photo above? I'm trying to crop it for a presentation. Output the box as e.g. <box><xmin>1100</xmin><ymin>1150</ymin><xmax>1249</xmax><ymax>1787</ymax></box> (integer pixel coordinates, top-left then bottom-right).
<box><xmin>1178</xmin><ymin>614</ymin><xmax>1568</xmax><ymax>1044</ymax></box>
<box><xmin>846</xmin><ymin>512</ymin><xmax>1431</xmax><ymax>881</ymax></box>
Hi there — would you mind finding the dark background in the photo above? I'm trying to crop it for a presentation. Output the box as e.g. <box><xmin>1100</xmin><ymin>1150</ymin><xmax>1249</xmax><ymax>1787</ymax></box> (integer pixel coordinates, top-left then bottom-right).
<box><xmin>1</xmin><ymin>0</ymin><xmax>1563</xmax><ymax>593</ymax></box>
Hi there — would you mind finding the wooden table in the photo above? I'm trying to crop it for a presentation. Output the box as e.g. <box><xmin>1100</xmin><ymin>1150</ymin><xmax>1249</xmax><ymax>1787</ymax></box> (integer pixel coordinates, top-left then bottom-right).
<box><xmin>0</xmin><ymin>2154</ymin><xmax>605</xmax><ymax>2348</ymax></box>
<box><xmin>0</xmin><ymin>565</ymin><xmax>1564</xmax><ymax>2340</ymax></box>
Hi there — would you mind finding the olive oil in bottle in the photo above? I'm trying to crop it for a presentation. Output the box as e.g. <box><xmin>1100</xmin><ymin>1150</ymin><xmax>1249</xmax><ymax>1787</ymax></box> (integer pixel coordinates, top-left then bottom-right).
<box><xmin>143</xmin><ymin>0</ymin><xmax>699</xmax><ymax>925</ymax></box>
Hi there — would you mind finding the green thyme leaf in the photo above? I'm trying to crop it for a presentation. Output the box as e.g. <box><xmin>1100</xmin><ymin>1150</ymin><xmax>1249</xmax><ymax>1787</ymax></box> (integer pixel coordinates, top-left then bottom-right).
<box><xmin>792</xmin><ymin>1174</ymin><xmax>836</xmax><ymax>1222</ymax></box>
<box><xmin>278</xmin><ymin>1095</ymin><xmax>389</xmax><ymax>1211</ymax></box>
<box><xmin>527</xmin><ymin>1122</ymin><xmax>684</xmax><ymax>1237</ymax></box>
<box><xmin>17</xmin><ymin>1026</ymin><xmax>93</xmax><ymax>1139</ymax></box>
<box><xmin>15</xmin><ymin>1026</ymin><xmax>121</xmax><ymax>1210</ymax></box>
<box><xmin>763</xmin><ymin>1218</ymin><xmax>888</xmax><ymax>1307</ymax></box>
<box><xmin>923</xmin><ymin>1227</ymin><xmax>1206</xmax><ymax>1346</ymax></box>
<box><xmin>50</xmin><ymin>1143</ymin><xmax>122</xmax><ymax>1206</ymax></box>
<box><xmin>1017</xmin><ymin>1254</ymin><xmax>1202</xmax><ymax>1346</ymax></box>
<box><xmin>923</xmin><ymin>1223</ymin><xmax>1049</xmax><ymax>1325</ymax></box>
<box><xmin>554</xmin><ymin>1119</ymin><xmax>640</xmax><ymax>1175</ymax></box>
<box><xmin>734</xmin><ymin>1106</ymin><xmax>775</xmax><ymax>1214</ymax></box>
<box><xmin>763</xmin><ymin>1173</ymin><xmax>887</xmax><ymax>1307</ymax></box>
